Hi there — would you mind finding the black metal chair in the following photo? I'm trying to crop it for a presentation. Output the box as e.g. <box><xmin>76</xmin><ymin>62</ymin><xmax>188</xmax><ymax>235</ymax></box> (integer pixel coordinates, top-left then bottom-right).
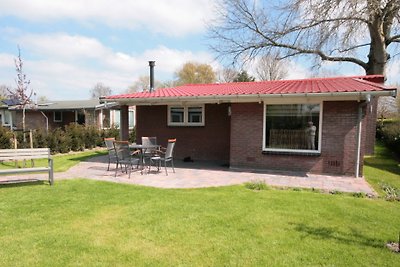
<box><xmin>104</xmin><ymin>137</ymin><xmax>117</xmax><ymax>171</ymax></box>
<box><xmin>141</xmin><ymin>136</ymin><xmax>158</xmax><ymax>166</ymax></box>
<box><xmin>150</xmin><ymin>139</ymin><xmax>176</xmax><ymax>175</ymax></box>
<box><xmin>113</xmin><ymin>141</ymin><xmax>141</xmax><ymax>178</ymax></box>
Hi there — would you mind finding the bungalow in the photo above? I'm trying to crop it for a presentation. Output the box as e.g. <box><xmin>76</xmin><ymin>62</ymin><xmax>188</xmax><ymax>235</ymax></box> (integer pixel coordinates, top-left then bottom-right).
<box><xmin>0</xmin><ymin>99</ymin><xmax>135</xmax><ymax>131</ymax></box>
<box><xmin>102</xmin><ymin>75</ymin><xmax>397</xmax><ymax>177</ymax></box>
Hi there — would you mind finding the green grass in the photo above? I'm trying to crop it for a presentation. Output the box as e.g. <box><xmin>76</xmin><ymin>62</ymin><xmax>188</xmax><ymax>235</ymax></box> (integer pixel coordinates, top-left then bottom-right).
<box><xmin>0</xmin><ymin>150</ymin><xmax>106</xmax><ymax>172</ymax></box>
<box><xmin>364</xmin><ymin>141</ymin><xmax>400</xmax><ymax>196</ymax></box>
<box><xmin>0</xmin><ymin>179</ymin><xmax>399</xmax><ymax>266</ymax></box>
<box><xmin>0</xmin><ymin>145</ymin><xmax>399</xmax><ymax>266</ymax></box>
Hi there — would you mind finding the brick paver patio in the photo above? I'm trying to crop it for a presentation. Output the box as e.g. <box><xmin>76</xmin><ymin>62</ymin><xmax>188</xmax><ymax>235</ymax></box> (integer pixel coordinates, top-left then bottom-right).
<box><xmin>0</xmin><ymin>155</ymin><xmax>376</xmax><ymax>195</ymax></box>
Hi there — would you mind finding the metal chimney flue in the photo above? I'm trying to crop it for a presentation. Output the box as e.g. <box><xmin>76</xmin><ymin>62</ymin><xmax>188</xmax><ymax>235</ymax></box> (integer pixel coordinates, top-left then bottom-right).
<box><xmin>149</xmin><ymin>61</ymin><xmax>155</xmax><ymax>92</ymax></box>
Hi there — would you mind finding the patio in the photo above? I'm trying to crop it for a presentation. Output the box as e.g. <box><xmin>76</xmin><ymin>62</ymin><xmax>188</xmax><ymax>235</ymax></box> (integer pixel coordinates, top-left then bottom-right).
<box><xmin>0</xmin><ymin>155</ymin><xmax>376</xmax><ymax>195</ymax></box>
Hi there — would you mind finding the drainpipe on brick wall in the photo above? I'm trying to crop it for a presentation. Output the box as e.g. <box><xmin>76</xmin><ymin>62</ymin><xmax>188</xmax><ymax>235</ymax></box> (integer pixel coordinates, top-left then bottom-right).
<box><xmin>39</xmin><ymin>111</ymin><xmax>49</xmax><ymax>133</ymax></box>
<box><xmin>355</xmin><ymin>94</ymin><xmax>371</xmax><ymax>178</ymax></box>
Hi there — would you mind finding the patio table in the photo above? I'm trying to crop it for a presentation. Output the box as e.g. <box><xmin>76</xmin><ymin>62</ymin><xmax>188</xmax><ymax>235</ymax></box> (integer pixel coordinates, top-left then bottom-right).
<box><xmin>129</xmin><ymin>143</ymin><xmax>160</xmax><ymax>173</ymax></box>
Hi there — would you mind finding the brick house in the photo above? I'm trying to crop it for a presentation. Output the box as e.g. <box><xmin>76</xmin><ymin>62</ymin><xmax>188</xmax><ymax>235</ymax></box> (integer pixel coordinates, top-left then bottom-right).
<box><xmin>103</xmin><ymin>75</ymin><xmax>396</xmax><ymax>177</ymax></box>
<box><xmin>0</xmin><ymin>100</ymin><xmax>135</xmax><ymax>131</ymax></box>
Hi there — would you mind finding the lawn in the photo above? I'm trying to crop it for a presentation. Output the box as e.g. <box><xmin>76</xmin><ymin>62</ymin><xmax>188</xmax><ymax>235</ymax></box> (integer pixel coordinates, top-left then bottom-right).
<box><xmin>0</xmin><ymin>181</ymin><xmax>399</xmax><ymax>266</ymax></box>
<box><xmin>0</xmin><ymin>145</ymin><xmax>399</xmax><ymax>266</ymax></box>
<box><xmin>364</xmin><ymin>141</ymin><xmax>400</xmax><ymax>196</ymax></box>
<box><xmin>0</xmin><ymin>150</ymin><xmax>106</xmax><ymax>172</ymax></box>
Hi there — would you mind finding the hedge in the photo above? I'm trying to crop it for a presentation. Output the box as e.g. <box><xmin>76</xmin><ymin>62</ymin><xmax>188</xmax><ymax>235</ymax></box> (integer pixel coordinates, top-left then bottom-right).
<box><xmin>377</xmin><ymin>119</ymin><xmax>400</xmax><ymax>155</ymax></box>
<box><xmin>0</xmin><ymin>124</ymin><xmax>129</xmax><ymax>154</ymax></box>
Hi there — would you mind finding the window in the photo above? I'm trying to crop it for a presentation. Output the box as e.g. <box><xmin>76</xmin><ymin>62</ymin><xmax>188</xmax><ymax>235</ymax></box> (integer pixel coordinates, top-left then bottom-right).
<box><xmin>2</xmin><ymin>110</ymin><xmax>12</xmax><ymax>126</ymax></box>
<box><xmin>263</xmin><ymin>103</ymin><xmax>322</xmax><ymax>153</ymax></box>
<box><xmin>113</xmin><ymin>110</ymin><xmax>120</xmax><ymax>127</ymax></box>
<box><xmin>188</xmin><ymin>107</ymin><xmax>203</xmax><ymax>123</ymax></box>
<box><xmin>168</xmin><ymin>105</ymin><xmax>204</xmax><ymax>126</ymax></box>
<box><xmin>129</xmin><ymin>110</ymin><xmax>135</xmax><ymax>129</ymax></box>
<box><xmin>54</xmin><ymin>111</ymin><xmax>63</xmax><ymax>122</ymax></box>
<box><xmin>170</xmin><ymin>107</ymin><xmax>184</xmax><ymax>123</ymax></box>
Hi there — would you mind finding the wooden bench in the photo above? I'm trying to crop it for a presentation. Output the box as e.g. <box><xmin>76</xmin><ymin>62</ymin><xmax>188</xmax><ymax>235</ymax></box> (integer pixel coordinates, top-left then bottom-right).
<box><xmin>0</xmin><ymin>148</ymin><xmax>54</xmax><ymax>185</ymax></box>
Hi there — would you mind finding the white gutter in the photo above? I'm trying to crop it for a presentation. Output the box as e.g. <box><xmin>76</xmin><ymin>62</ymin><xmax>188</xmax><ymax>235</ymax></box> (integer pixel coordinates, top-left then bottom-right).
<box><xmin>102</xmin><ymin>90</ymin><xmax>396</xmax><ymax>106</ymax></box>
<box><xmin>355</xmin><ymin>95</ymin><xmax>371</xmax><ymax>178</ymax></box>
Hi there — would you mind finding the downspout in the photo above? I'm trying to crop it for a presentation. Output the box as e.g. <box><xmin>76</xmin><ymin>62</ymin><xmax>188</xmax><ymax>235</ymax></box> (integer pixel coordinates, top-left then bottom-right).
<box><xmin>355</xmin><ymin>94</ymin><xmax>371</xmax><ymax>178</ymax></box>
<box><xmin>100</xmin><ymin>109</ymin><xmax>103</xmax><ymax>129</ymax></box>
<box><xmin>39</xmin><ymin>111</ymin><xmax>49</xmax><ymax>133</ymax></box>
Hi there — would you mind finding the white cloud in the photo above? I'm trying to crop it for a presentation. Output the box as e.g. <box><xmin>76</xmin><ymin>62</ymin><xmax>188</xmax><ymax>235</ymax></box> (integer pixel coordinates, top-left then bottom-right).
<box><xmin>0</xmin><ymin>33</ymin><xmax>218</xmax><ymax>99</ymax></box>
<box><xmin>286</xmin><ymin>61</ymin><xmax>311</xmax><ymax>79</ymax></box>
<box><xmin>387</xmin><ymin>59</ymin><xmax>400</xmax><ymax>85</ymax></box>
<box><xmin>0</xmin><ymin>53</ymin><xmax>14</xmax><ymax>68</ymax></box>
<box><xmin>0</xmin><ymin>0</ymin><xmax>215</xmax><ymax>36</ymax></box>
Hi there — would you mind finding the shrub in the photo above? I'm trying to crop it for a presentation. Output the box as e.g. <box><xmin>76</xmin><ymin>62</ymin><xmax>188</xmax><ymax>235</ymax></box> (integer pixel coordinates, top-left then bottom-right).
<box><xmin>352</xmin><ymin>192</ymin><xmax>366</xmax><ymax>198</ymax></box>
<box><xmin>380</xmin><ymin>183</ymin><xmax>400</xmax><ymax>201</ymax></box>
<box><xmin>84</xmin><ymin>125</ymin><xmax>100</xmax><ymax>149</ymax></box>
<box><xmin>33</xmin><ymin>129</ymin><xmax>48</xmax><ymax>148</ymax></box>
<box><xmin>129</xmin><ymin>127</ymin><xmax>136</xmax><ymax>143</ymax></box>
<box><xmin>244</xmin><ymin>179</ymin><xmax>269</xmax><ymax>190</ymax></box>
<box><xmin>0</xmin><ymin>124</ymin><xmax>122</xmax><ymax>154</ymax></box>
<box><xmin>65</xmin><ymin>123</ymin><xmax>85</xmax><ymax>151</ymax></box>
<box><xmin>378</xmin><ymin>120</ymin><xmax>400</xmax><ymax>155</ymax></box>
<box><xmin>0</xmin><ymin>126</ymin><xmax>13</xmax><ymax>149</ymax></box>
<box><xmin>99</xmin><ymin>126</ymin><xmax>120</xmax><ymax>146</ymax></box>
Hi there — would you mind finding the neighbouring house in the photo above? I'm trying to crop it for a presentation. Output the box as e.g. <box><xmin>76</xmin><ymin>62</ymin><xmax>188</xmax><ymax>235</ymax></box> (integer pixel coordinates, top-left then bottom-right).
<box><xmin>102</xmin><ymin>75</ymin><xmax>397</xmax><ymax>177</ymax></box>
<box><xmin>0</xmin><ymin>99</ymin><xmax>135</xmax><ymax>131</ymax></box>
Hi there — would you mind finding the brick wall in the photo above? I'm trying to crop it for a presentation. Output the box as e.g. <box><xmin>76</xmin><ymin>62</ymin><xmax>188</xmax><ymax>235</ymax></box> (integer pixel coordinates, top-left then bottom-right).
<box><xmin>15</xmin><ymin>110</ymin><xmax>99</xmax><ymax>130</ymax></box>
<box><xmin>136</xmin><ymin>104</ymin><xmax>231</xmax><ymax>163</ymax></box>
<box><xmin>230</xmin><ymin>101</ymin><xmax>371</xmax><ymax>176</ymax></box>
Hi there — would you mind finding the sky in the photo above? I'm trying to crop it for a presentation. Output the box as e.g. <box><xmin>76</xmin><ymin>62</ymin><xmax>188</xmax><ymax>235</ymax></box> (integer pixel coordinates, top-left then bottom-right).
<box><xmin>0</xmin><ymin>0</ymin><xmax>398</xmax><ymax>100</ymax></box>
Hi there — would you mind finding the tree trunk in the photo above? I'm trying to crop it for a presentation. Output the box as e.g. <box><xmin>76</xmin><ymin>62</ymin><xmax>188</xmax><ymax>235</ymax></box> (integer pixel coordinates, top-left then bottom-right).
<box><xmin>22</xmin><ymin>106</ymin><xmax>26</xmax><ymax>142</ymax></box>
<box><xmin>366</xmin><ymin>14</ymin><xmax>387</xmax><ymax>75</ymax></box>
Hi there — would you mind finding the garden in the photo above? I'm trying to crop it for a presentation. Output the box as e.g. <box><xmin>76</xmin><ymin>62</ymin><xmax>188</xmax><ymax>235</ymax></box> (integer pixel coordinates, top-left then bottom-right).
<box><xmin>0</xmin><ymin>140</ymin><xmax>399</xmax><ymax>266</ymax></box>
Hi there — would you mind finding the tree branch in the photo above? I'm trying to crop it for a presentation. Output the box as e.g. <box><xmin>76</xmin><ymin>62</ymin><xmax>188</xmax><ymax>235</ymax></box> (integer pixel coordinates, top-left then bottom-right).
<box><xmin>387</xmin><ymin>34</ymin><xmax>400</xmax><ymax>44</ymax></box>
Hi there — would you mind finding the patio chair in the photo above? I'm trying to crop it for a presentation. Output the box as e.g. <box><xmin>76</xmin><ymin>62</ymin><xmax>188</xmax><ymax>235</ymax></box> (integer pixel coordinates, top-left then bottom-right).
<box><xmin>113</xmin><ymin>141</ymin><xmax>141</xmax><ymax>178</ymax></box>
<box><xmin>141</xmin><ymin>136</ymin><xmax>158</xmax><ymax>162</ymax></box>
<box><xmin>149</xmin><ymin>138</ymin><xmax>176</xmax><ymax>175</ymax></box>
<box><xmin>104</xmin><ymin>137</ymin><xmax>117</xmax><ymax>171</ymax></box>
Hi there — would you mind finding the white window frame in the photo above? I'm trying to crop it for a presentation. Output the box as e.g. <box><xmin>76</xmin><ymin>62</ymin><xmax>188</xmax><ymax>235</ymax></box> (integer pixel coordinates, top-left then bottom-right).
<box><xmin>1</xmin><ymin>110</ymin><xmax>12</xmax><ymax>126</ymax></box>
<box><xmin>262</xmin><ymin>101</ymin><xmax>323</xmax><ymax>154</ymax></box>
<box><xmin>168</xmin><ymin>105</ymin><xmax>205</xmax><ymax>126</ymax></box>
<box><xmin>53</xmin><ymin>111</ymin><xmax>63</xmax><ymax>122</ymax></box>
<box><xmin>128</xmin><ymin>109</ymin><xmax>135</xmax><ymax>129</ymax></box>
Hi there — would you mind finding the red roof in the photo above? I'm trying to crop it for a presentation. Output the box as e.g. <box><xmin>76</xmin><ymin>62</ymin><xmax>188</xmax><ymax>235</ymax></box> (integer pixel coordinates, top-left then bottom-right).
<box><xmin>106</xmin><ymin>75</ymin><xmax>395</xmax><ymax>100</ymax></box>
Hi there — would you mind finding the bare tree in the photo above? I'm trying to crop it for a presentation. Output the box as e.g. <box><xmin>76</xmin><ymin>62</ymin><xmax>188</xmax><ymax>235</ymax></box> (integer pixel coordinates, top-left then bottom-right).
<box><xmin>127</xmin><ymin>76</ymin><xmax>162</xmax><ymax>93</ymax></box>
<box><xmin>8</xmin><ymin>47</ymin><xmax>34</xmax><ymax>132</ymax></box>
<box><xmin>309</xmin><ymin>69</ymin><xmax>340</xmax><ymax>78</ymax></box>
<box><xmin>377</xmin><ymin>97</ymin><xmax>396</xmax><ymax>119</ymax></box>
<box><xmin>209</xmin><ymin>0</ymin><xmax>400</xmax><ymax>75</ymax></box>
<box><xmin>158</xmin><ymin>80</ymin><xmax>178</xmax><ymax>89</ymax></box>
<box><xmin>90</xmin><ymin>82</ymin><xmax>112</xmax><ymax>99</ymax></box>
<box><xmin>217</xmin><ymin>68</ymin><xmax>239</xmax><ymax>83</ymax></box>
<box><xmin>0</xmin><ymin>85</ymin><xmax>10</xmax><ymax>99</ymax></box>
<box><xmin>255</xmin><ymin>54</ymin><xmax>288</xmax><ymax>80</ymax></box>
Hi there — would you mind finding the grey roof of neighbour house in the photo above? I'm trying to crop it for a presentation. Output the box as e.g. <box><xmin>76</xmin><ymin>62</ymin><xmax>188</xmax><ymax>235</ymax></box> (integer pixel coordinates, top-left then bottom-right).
<box><xmin>35</xmin><ymin>100</ymin><xmax>102</xmax><ymax>110</ymax></box>
<box><xmin>6</xmin><ymin>99</ymin><xmax>119</xmax><ymax>111</ymax></box>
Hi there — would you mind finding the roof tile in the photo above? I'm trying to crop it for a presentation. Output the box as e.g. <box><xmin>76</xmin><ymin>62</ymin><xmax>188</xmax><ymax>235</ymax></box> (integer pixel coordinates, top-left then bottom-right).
<box><xmin>106</xmin><ymin>75</ymin><xmax>394</xmax><ymax>100</ymax></box>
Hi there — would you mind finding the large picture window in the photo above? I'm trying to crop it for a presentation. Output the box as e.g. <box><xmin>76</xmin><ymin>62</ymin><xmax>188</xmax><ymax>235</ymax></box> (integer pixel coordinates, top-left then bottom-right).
<box><xmin>168</xmin><ymin>105</ymin><xmax>204</xmax><ymax>126</ymax></box>
<box><xmin>263</xmin><ymin>103</ymin><xmax>321</xmax><ymax>153</ymax></box>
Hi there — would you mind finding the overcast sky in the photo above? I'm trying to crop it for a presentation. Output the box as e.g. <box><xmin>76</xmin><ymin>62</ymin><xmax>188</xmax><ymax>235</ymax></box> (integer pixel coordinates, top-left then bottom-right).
<box><xmin>0</xmin><ymin>0</ymin><xmax>398</xmax><ymax>100</ymax></box>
